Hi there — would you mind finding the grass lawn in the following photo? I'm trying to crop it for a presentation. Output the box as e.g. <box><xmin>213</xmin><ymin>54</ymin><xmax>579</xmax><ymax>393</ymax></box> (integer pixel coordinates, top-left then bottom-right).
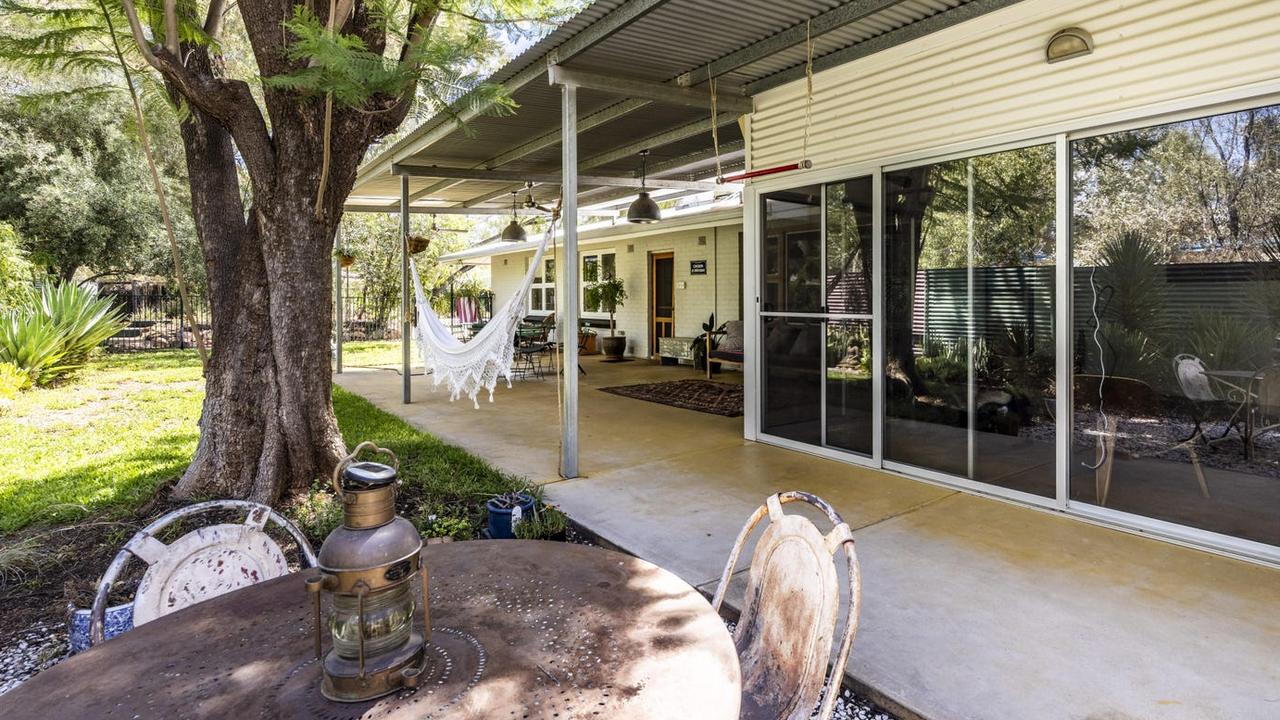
<box><xmin>0</xmin><ymin>344</ymin><xmax>530</xmax><ymax>640</ymax></box>
<box><xmin>340</xmin><ymin>339</ymin><xmax>413</xmax><ymax>368</ymax></box>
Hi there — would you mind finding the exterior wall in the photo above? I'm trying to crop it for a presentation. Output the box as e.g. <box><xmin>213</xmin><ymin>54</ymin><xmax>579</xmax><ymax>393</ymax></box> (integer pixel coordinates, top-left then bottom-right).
<box><xmin>485</xmin><ymin>222</ymin><xmax>743</xmax><ymax>358</ymax></box>
<box><xmin>751</xmin><ymin>0</ymin><xmax>1280</xmax><ymax>169</ymax></box>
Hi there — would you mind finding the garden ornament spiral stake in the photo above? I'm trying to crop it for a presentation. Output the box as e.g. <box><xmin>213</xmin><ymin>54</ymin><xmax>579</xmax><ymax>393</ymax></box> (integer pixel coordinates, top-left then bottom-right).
<box><xmin>305</xmin><ymin>441</ymin><xmax>429</xmax><ymax>702</ymax></box>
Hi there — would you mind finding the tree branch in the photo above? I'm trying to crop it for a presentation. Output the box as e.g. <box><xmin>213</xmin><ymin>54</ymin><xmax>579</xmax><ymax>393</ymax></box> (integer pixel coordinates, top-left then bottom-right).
<box><xmin>163</xmin><ymin>0</ymin><xmax>179</xmax><ymax>54</ymax></box>
<box><xmin>205</xmin><ymin>0</ymin><xmax>228</xmax><ymax>38</ymax></box>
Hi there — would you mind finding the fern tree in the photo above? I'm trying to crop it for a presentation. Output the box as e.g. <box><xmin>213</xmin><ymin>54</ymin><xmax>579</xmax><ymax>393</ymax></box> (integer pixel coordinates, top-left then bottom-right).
<box><xmin>0</xmin><ymin>0</ymin><xmax>566</xmax><ymax>502</ymax></box>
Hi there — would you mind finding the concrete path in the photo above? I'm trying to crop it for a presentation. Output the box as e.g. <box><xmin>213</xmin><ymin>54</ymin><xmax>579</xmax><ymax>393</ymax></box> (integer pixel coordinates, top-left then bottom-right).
<box><xmin>337</xmin><ymin>358</ymin><xmax>1280</xmax><ymax>720</ymax></box>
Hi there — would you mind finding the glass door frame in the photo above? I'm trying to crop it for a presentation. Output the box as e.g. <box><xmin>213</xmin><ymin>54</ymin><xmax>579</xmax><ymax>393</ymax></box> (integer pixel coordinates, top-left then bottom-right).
<box><xmin>749</xmin><ymin>165</ymin><xmax>883</xmax><ymax>470</ymax></box>
<box><xmin>744</xmin><ymin>110</ymin><xmax>1280</xmax><ymax>566</ymax></box>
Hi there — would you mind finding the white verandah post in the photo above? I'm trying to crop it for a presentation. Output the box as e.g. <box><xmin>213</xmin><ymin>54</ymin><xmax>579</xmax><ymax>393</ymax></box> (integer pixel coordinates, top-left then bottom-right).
<box><xmin>560</xmin><ymin>83</ymin><xmax>580</xmax><ymax>478</ymax></box>
<box><xmin>401</xmin><ymin>173</ymin><xmax>411</xmax><ymax>403</ymax></box>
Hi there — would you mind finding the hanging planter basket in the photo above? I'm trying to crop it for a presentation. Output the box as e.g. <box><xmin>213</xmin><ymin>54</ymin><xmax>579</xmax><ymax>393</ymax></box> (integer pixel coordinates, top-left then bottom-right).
<box><xmin>407</xmin><ymin>235</ymin><xmax>431</xmax><ymax>255</ymax></box>
<box><xmin>336</xmin><ymin>252</ymin><xmax>356</xmax><ymax>268</ymax></box>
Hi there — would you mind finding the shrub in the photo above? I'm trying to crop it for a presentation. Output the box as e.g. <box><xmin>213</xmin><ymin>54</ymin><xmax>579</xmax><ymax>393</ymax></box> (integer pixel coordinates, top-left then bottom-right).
<box><xmin>0</xmin><ymin>282</ymin><xmax>126</xmax><ymax>384</ymax></box>
<box><xmin>1186</xmin><ymin>311</ymin><xmax>1273</xmax><ymax>372</ymax></box>
<box><xmin>0</xmin><ymin>361</ymin><xmax>30</xmax><ymax>415</ymax></box>
<box><xmin>0</xmin><ymin>223</ymin><xmax>33</xmax><ymax>310</ymax></box>
<box><xmin>286</xmin><ymin>481</ymin><xmax>344</xmax><ymax>545</ymax></box>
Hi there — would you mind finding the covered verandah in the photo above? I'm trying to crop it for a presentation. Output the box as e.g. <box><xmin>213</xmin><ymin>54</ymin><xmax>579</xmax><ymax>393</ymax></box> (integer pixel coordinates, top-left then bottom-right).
<box><xmin>336</xmin><ymin>354</ymin><xmax>1280</xmax><ymax>719</ymax></box>
<box><xmin>336</xmin><ymin>0</ymin><xmax>1280</xmax><ymax>717</ymax></box>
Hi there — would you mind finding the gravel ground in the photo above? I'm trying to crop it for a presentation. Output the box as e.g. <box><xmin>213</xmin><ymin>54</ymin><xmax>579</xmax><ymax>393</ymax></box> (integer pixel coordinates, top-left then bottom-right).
<box><xmin>0</xmin><ymin>621</ymin><xmax>66</xmax><ymax>697</ymax></box>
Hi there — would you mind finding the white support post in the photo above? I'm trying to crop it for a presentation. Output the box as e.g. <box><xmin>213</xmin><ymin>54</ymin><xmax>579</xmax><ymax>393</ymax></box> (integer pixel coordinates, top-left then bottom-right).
<box><xmin>401</xmin><ymin>173</ymin><xmax>411</xmax><ymax>403</ymax></box>
<box><xmin>561</xmin><ymin>84</ymin><xmax>580</xmax><ymax>479</ymax></box>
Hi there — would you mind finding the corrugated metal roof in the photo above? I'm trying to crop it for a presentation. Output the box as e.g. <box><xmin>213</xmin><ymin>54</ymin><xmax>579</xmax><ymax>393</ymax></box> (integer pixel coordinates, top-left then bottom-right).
<box><xmin>349</xmin><ymin>0</ymin><xmax>1004</xmax><ymax>213</ymax></box>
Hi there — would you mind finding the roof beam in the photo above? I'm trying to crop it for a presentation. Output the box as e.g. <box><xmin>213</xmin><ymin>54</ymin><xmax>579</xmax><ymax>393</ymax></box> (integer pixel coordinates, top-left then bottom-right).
<box><xmin>343</xmin><ymin>204</ymin><xmax>544</xmax><ymax>216</ymax></box>
<box><xmin>548</xmin><ymin>65</ymin><xmax>754</xmax><ymax>114</ymax></box>
<box><xmin>746</xmin><ymin>0</ymin><xmax>1023</xmax><ymax>95</ymax></box>
<box><xmin>357</xmin><ymin>0</ymin><xmax>672</xmax><ymax>182</ymax></box>
<box><xmin>679</xmin><ymin>0</ymin><xmax>902</xmax><ymax>88</ymax></box>
<box><xmin>392</xmin><ymin>164</ymin><xmax>722</xmax><ymax>191</ymax></box>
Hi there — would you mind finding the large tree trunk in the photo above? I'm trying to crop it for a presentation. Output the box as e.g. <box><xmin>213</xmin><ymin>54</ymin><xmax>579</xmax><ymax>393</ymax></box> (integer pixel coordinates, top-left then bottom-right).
<box><xmin>167</xmin><ymin>55</ymin><xmax>351</xmax><ymax>503</ymax></box>
<box><xmin>124</xmin><ymin>0</ymin><xmax>424</xmax><ymax>504</ymax></box>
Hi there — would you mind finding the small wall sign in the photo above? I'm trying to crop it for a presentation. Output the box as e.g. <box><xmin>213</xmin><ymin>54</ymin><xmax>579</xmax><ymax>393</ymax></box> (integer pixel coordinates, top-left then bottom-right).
<box><xmin>690</xmin><ymin>259</ymin><xmax>707</xmax><ymax>275</ymax></box>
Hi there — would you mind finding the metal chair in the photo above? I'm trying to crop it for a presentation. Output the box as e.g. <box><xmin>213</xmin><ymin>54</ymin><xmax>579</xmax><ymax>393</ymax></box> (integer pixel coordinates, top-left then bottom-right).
<box><xmin>712</xmin><ymin>492</ymin><xmax>861</xmax><ymax>720</ymax></box>
<box><xmin>1172</xmin><ymin>353</ymin><xmax>1243</xmax><ymax>441</ymax></box>
<box><xmin>89</xmin><ymin>499</ymin><xmax>316</xmax><ymax>646</ymax></box>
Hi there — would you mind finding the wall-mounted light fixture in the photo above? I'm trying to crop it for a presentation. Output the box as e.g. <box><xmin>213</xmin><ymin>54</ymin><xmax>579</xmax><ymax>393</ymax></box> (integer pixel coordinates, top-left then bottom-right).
<box><xmin>1046</xmin><ymin>27</ymin><xmax>1093</xmax><ymax>64</ymax></box>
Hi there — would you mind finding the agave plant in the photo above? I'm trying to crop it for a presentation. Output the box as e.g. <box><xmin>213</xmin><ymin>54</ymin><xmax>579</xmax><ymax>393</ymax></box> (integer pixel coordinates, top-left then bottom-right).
<box><xmin>0</xmin><ymin>283</ymin><xmax>126</xmax><ymax>384</ymax></box>
<box><xmin>0</xmin><ymin>310</ymin><xmax>67</xmax><ymax>385</ymax></box>
<box><xmin>30</xmin><ymin>282</ymin><xmax>127</xmax><ymax>368</ymax></box>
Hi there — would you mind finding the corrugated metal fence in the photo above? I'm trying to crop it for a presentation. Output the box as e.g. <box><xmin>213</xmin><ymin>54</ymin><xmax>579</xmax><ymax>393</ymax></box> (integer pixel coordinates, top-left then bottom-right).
<box><xmin>917</xmin><ymin>261</ymin><xmax>1271</xmax><ymax>348</ymax></box>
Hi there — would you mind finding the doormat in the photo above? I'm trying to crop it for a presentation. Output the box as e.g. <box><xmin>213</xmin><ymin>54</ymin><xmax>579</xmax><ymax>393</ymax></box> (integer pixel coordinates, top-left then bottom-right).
<box><xmin>598</xmin><ymin>379</ymin><xmax>743</xmax><ymax>417</ymax></box>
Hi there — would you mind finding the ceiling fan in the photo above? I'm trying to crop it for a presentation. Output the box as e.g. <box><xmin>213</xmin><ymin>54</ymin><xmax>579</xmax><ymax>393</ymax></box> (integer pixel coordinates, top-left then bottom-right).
<box><xmin>520</xmin><ymin>182</ymin><xmax>557</xmax><ymax>214</ymax></box>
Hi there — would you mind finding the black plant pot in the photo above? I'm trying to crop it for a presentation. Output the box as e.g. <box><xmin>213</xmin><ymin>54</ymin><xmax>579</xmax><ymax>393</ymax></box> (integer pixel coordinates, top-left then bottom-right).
<box><xmin>601</xmin><ymin>335</ymin><xmax>626</xmax><ymax>359</ymax></box>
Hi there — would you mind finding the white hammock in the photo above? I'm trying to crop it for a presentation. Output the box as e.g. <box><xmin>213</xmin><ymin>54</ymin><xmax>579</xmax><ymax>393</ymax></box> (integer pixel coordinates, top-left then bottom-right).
<box><xmin>409</xmin><ymin>219</ymin><xmax>556</xmax><ymax>407</ymax></box>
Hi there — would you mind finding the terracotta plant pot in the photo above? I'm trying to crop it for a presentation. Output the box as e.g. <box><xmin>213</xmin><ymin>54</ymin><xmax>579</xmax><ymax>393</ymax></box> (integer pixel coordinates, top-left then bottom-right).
<box><xmin>601</xmin><ymin>335</ymin><xmax>626</xmax><ymax>359</ymax></box>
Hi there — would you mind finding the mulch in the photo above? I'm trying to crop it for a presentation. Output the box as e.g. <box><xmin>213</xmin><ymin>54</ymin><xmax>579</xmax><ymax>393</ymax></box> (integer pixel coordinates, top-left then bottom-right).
<box><xmin>598</xmin><ymin>379</ymin><xmax>744</xmax><ymax>417</ymax></box>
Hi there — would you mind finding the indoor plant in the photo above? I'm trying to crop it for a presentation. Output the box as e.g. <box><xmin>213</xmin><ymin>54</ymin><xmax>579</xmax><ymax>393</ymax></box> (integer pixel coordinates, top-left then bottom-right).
<box><xmin>588</xmin><ymin>277</ymin><xmax>628</xmax><ymax>359</ymax></box>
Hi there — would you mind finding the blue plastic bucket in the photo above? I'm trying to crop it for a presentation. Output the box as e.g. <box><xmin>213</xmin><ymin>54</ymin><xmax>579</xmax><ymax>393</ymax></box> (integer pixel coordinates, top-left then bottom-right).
<box><xmin>485</xmin><ymin>494</ymin><xmax>536</xmax><ymax>539</ymax></box>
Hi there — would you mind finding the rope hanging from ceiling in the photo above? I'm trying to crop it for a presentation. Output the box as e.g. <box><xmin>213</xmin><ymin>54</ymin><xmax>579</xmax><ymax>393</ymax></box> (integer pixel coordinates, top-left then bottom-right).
<box><xmin>715</xmin><ymin>18</ymin><xmax>815</xmax><ymax>184</ymax></box>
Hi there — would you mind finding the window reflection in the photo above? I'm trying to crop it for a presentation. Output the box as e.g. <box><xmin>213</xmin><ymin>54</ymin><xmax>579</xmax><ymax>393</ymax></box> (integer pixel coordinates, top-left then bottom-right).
<box><xmin>884</xmin><ymin>145</ymin><xmax>1056</xmax><ymax>493</ymax></box>
<box><xmin>1071</xmin><ymin>105</ymin><xmax>1280</xmax><ymax>545</ymax></box>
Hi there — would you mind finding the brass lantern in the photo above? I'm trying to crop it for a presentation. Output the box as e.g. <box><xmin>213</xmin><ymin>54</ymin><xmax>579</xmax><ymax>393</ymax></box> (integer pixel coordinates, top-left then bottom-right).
<box><xmin>306</xmin><ymin>442</ymin><xmax>429</xmax><ymax>702</ymax></box>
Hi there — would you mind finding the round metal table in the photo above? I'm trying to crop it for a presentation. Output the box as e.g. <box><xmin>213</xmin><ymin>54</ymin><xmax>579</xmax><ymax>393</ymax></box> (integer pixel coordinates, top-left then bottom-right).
<box><xmin>0</xmin><ymin>541</ymin><xmax>741</xmax><ymax>720</ymax></box>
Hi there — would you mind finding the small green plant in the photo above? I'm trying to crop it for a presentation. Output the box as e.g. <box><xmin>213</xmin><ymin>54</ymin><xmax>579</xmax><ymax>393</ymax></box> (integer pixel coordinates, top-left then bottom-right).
<box><xmin>415</xmin><ymin>511</ymin><xmax>475</xmax><ymax>541</ymax></box>
<box><xmin>1186</xmin><ymin>310</ymin><xmax>1272</xmax><ymax>371</ymax></box>
<box><xmin>0</xmin><ymin>361</ymin><xmax>30</xmax><ymax>414</ymax></box>
<box><xmin>514</xmin><ymin>504</ymin><xmax>569</xmax><ymax>540</ymax></box>
<box><xmin>286</xmin><ymin>481</ymin><xmax>344</xmax><ymax>545</ymax></box>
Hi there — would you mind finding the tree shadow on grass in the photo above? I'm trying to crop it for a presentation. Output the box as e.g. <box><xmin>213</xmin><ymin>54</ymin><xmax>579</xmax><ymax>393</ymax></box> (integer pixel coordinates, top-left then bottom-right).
<box><xmin>0</xmin><ymin>426</ymin><xmax>197</xmax><ymax>535</ymax></box>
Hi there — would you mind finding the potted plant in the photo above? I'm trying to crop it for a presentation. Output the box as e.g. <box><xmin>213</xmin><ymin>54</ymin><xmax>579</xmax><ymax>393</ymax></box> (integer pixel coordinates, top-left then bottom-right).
<box><xmin>579</xmin><ymin>326</ymin><xmax>598</xmax><ymax>355</ymax></box>
<box><xmin>588</xmin><ymin>276</ymin><xmax>628</xmax><ymax>359</ymax></box>
<box><xmin>333</xmin><ymin>247</ymin><xmax>356</xmax><ymax>267</ymax></box>
<box><xmin>690</xmin><ymin>313</ymin><xmax>724</xmax><ymax>371</ymax></box>
<box><xmin>485</xmin><ymin>490</ymin><xmax>536</xmax><ymax>539</ymax></box>
<box><xmin>406</xmin><ymin>234</ymin><xmax>430</xmax><ymax>255</ymax></box>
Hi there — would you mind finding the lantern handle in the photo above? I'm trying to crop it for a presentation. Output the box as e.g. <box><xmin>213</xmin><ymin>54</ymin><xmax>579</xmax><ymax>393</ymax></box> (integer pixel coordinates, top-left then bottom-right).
<box><xmin>331</xmin><ymin>441</ymin><xmax>400</xmax><ymax>498</ymax></box>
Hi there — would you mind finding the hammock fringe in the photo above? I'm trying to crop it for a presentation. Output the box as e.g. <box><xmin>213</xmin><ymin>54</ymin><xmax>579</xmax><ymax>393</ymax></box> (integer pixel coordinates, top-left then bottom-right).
<box><xmin>408</xmin><ymin>219</ymin><xmax>557</xmax><ymax>407</ymax></box>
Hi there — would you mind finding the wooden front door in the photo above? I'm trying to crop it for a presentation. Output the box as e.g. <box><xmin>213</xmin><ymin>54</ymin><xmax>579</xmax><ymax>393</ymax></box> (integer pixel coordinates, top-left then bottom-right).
<box><xmin>650</xmin><ymin>252</ymin><xmax>675</xmax><ymax>356</ymax></box>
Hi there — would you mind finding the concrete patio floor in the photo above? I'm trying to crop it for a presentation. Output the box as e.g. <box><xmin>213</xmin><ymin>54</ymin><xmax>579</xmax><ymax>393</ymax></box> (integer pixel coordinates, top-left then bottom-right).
<box><xmin>336</xmin><ymin>355</ymin><xmax>1280</xmax><ymax>720</ymax></box>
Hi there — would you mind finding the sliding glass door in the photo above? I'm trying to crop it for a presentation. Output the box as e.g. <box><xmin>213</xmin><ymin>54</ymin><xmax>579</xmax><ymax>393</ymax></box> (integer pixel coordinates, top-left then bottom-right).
<box><xmin>882</xmin><ymin>145</ymin><xmax>1057</xmax><ymax>496</ymax></box>
<box><xmin>760</xmin><ymin>177</ymin><xmax>874</xmax><ymax>457</ymax></box>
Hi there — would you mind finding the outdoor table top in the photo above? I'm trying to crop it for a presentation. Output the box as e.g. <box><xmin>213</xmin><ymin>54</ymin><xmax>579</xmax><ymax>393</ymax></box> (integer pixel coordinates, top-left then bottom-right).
<box><xmin>0</xmin><ymin>540</ymin><xmax>741</xmax><ymax>720</ymax></box>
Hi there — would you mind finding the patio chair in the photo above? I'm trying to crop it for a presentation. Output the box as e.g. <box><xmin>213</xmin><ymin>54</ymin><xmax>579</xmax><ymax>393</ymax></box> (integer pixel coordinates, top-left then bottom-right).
<box><xmin>1075</xmin><ymin>375</ymin><xmax>1210</xmax><ymax>505</ymax></box>
<box><xmin>87</xmin><ymin>499</ymin><xmax>316</xmax><ymax>647</ymax></box>
<box><xmin>513</xmin><ymin>315</ymin><xmax>554</xmax><ymax>380</ymax></box>
<box><xmin>712</xmin><ymin>491</ymin><xmax>861</xmax><ymax>720</ymax></box>
<box><xmin>707</xmin><ymin>319</ymin><xmax>745</xmax><ymax>379</ymax></box>
<box><xmin>1172</xmin><ymin>354</ymin><xmax>1242</xmax><ymax>442</ymax></box>
<box><xmin>1248</xmin><ymin>364</ymin><xmax>1280</xmax><ymax>455</ymax></box>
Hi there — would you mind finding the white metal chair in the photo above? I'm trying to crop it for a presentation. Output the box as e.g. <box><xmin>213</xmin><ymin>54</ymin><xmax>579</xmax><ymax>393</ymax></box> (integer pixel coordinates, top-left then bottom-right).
<box><xmin>89</xmin><ymin>499</ymin><xmax>316</xmax><ymax>646</ymax></box>
<box><xmin>712</xmin><ymin>491</ymin><xmax>861</xmax><ymax>720</ymax></box>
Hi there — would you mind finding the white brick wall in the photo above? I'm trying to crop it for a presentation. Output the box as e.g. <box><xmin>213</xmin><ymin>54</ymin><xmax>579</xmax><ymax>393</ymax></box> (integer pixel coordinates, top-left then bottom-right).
<box><xmin>484</xmin><ymin>222</ymin><xmax>743</xmax><ymax>358</ymax></box>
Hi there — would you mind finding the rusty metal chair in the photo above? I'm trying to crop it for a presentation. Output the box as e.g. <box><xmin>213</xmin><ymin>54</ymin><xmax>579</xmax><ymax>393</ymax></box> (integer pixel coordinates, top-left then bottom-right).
<box><xmin>87</xmin><ymin>500</ymin><xmax>316</xmax><ymax>647</ymax></box>
<box><xmin>712</xmin><ymin>492</ymin><xmax>861</xmax><ymax>720</ymax></box>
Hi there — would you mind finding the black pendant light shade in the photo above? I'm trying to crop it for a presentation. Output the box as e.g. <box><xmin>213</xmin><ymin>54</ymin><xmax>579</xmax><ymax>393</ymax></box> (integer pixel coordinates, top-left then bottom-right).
<box><xmin>501</xmin><ymin>191</ymin><xmax>527</xmax><ymax>241</ymax></box>
<box><xmin>627</xmin><ymin>192</ymin><xmax>661</xmax><ymax>224</ymax></box>
<box><xmin>627</xmin><ymin>149</ymin><xmax>661</xmax><ymax>224</ymax></box>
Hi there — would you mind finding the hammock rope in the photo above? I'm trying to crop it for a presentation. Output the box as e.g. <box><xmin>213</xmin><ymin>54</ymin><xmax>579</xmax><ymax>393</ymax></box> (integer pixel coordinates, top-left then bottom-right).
<box><xmin>408</xmin><ymin>214</ymin><xmax>558</xmax><ymax>408</ymax></box>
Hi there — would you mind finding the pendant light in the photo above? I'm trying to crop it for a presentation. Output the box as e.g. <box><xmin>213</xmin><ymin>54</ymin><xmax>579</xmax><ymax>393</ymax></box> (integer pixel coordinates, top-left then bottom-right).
<box><xmin>501</xmin><ymin>191</ymin><xmax>527</xmax><ymax>241</ymax></box>
<box><xmin>627</xmin><ymin>149</ymin><xmax>661</xmax><ymax>224</ymax></box>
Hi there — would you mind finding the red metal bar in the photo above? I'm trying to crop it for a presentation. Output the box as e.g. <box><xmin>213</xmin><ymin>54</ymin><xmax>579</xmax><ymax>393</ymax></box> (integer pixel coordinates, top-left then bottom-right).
<box><xmin>717</xmin><ymin>159</ymin><xmax>812</xmax><ymax>184</ymax></box>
